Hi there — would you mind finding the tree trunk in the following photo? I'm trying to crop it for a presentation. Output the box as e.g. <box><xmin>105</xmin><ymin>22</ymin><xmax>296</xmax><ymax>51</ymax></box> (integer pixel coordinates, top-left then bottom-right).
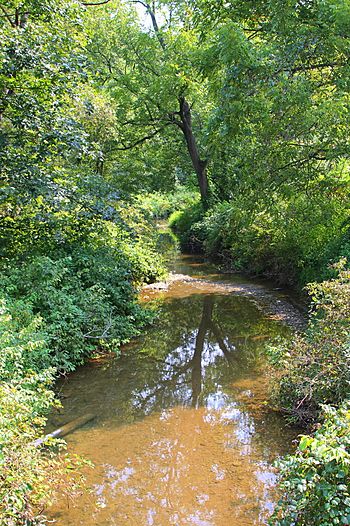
<box><xmin>178</xmin><ymin>97</ymin><xmax>209</xmax><ymax>203</ymax></box>
<box><xmin>138</xmin><ymin>3</ymin><xmax>210</xmax><ymax>203</ymax></box>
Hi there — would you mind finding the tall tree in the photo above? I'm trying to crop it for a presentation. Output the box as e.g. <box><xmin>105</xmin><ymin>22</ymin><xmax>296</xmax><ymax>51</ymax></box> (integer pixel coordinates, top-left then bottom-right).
<box><xmin>84</xmin><ymin>0</ymin><xmax>211</xmax><ymax>201</ymax></box>
<box><xmin>0</xmin><ymin>0</ymin><xmax>121</xmax><ymax>258</ymax></box>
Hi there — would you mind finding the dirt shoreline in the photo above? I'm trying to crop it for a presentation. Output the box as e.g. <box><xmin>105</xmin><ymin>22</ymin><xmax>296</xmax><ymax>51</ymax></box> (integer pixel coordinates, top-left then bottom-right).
<box><xmin>143</xmin><ymin>271</ymin><xmax>306</xmax><ymax>331</ymax></box>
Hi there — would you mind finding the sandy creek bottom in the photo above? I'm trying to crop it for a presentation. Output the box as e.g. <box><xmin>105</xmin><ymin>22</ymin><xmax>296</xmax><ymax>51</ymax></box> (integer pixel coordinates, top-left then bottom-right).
<box><xmin>48</xmin><ymin>255</ymin><xmax>302</xmax><ymax>526</ymax></box>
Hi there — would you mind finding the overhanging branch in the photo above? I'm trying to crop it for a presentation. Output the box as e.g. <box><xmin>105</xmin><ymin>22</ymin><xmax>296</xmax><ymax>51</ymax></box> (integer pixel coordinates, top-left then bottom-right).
<box><xmin>283</xmin><ymin>61</ymin><xmax>343</xmax><ymax>75</ymax></box>
<box><xmin>111</xmin><ymin>125</ymin><xmax>171</xmax><ymax>151</ymax></box>
<box><xmin>81</xmin><ymin>0</ymin><xmax>112</xmax><ymax>5</ymax></box>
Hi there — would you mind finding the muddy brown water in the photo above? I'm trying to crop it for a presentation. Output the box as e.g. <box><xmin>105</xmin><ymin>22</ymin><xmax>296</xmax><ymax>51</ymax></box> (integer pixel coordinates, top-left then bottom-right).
<box><xmin>48</xmin><ymin>255</ymin><xmax>302</xmax><ymax>526</ymax></box>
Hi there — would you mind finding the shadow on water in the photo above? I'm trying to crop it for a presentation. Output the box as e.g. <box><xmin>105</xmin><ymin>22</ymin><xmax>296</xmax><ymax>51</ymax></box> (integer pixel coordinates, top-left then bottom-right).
<box><xmin>48</xmin><ymin>256</ymin><xmax>300</xmax><ymax>526</ymax></box>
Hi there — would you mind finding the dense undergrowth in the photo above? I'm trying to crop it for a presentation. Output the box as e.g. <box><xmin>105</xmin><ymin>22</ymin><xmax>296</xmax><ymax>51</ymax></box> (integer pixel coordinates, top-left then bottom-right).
<box><xmin>271</xmin><ymin>403</ymin><xmax>350</xmax><ymax>526</ymax></box>
<box><xmin>268</xmin><ymin>262</ymin><xmax>350</xmax><ymax>426</ymax></box>
<box><xmin>0</xmin><ymin>299</ymin><xmax>87</xmax><ymax>525</ymax></box>
<box><xmin>169</xmin><ymin>194</ymin><xmax>350</xmax><ymax>287</ymax></box>
<box><xmin>267</xmin><ymin>263</ymin><xmax>350</xmax><ymax>524</ymax></box>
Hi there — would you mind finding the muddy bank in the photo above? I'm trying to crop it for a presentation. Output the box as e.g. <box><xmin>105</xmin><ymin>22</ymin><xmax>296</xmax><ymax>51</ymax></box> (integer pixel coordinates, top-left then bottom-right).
<box><xmin>142</xmin><ymin>256</ymin><xmax>305</xmax><ymax>331</ymax></box>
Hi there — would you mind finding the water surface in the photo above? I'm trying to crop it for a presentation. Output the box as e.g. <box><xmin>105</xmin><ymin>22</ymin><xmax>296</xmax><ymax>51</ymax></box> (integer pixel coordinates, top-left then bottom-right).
<box><xmin>49</xmin><ymin>256</ymin><xmax>300</xmax><ymax>526</ymax></box>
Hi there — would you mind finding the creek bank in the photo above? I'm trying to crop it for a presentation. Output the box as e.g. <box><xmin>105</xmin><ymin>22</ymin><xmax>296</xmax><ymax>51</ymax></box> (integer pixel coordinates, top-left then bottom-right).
<box><xmin>142</xmin><ymin>259</ymin><xmax>305</xmax><ymax>331</ymax></box>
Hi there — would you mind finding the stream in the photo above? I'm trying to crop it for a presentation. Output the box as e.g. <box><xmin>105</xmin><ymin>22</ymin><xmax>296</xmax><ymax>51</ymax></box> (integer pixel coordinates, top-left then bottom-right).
<box><xmin>48</xmin><ymin>255</ymin><xmax>303</xmax><ymax>526</ymax></box>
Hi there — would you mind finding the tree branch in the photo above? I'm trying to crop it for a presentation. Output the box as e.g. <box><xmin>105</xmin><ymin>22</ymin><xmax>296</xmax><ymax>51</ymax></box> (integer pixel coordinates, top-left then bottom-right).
<box><xmin>129</xmin><ymin>42</ymin><xmax>161</xmax><ymax>77</ymax></box>
<box><xmin>129</xmin><ymin>0</ymin><xmax>166</xmax><ymax>50</ymax></box>
<box><xmin>0</xmin><ymin>6</ymin><xmax>16</xmax><ymax>27</ymax></box>
<box><xmin>129</xmin><ymin>0</ymin><xmax>149</xmax><ymax>8</ymax></box>
<box><xmin>271</xmin><ymin>150</ymin><xmax>328</xmax><ymax>174</ymax></box>
<box><xmin>81</xmin><ymin>0</ymin><xmax>112</xmax><ymax>5</ymax></box>
<box><xmin>284</xmin><ymin>61</ymin><xmax>342</xmax><ymax>75</ymax></box>
<box><xmin>111</xmin><ymin>125</ymin><xmax>170</xmax><ymax>151</ymax></box>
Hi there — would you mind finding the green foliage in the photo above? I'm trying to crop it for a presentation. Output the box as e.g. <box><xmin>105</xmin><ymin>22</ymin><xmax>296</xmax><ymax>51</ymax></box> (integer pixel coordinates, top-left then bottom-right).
<box><xmin>193</xmin><ymin>0</ymin><xmax>350</xmax><ymax>197</ymax></box>
<box><xmin>0</xmin><ymin>200</ymin><xmax>166</xmax><ymax>371</ymax></box>
<box><xmin>169</xmin><ymin>201</ymin><xmax>205</xmax><ymax>252</ymax></box>
<box><xmin>0</xmin><ymin>299</ymin><xmax>58</xmax><ymax>525</ymax></box>
<box><xmin>0</xmin><ymin>299</ymin><xmax>50</xmax><ymax>380</ymax></box>
<box><xmin>268</xmin><ymin>263</ymin><xmax>350</xmax><ymax>425</ymax></box>
<box><xmin>270</xmin><ymin>403</ymin><xmax>350</xmax><ymax>526</ymax></box>
<box><xmin>0</xmin><ymin>381</ymin><xmax>56</xmax><ymax>525</ymax></box>
<box><xmin>1</xmin><ymin>0</ymin><xmax>350</xmax><ymax>521</ymax></box>
<box><xmin>0</xmin><ymin>3</ymin><xmax>170</xmax><ymax>519</ymax></box>
<box><xmin>170</xmin><ymin>193</ymin><xmax>349</xmax><ymax>286</ymax></box>
<box><xmin>1</xmin><ymin>252</ymin><xmax>147</xmax><ymax>372</ymax></box>
<box><xmin>0</xmin><ymin>297</ymin><xmax>88</xmax><ymax>525</ymax></box>
<box><xmin>0</xmin><ymin>0</ymin><xmax>87</xmax><ymax>208</ymax></box>
<box><xmin>134</xmin><ymin>188</ymin><xmax>200</xmax><ymax>219</ymax></box>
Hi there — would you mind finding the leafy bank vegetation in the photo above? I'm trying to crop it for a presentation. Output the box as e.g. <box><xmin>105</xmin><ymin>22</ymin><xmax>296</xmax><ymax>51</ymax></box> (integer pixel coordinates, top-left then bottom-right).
<box><xmin>266</xmin><ymin>263</ymin><xmax>350</xmax><ymax>525</ymax></box>
<box><xmin>0</xmin><ymin>2</ymin><xmax>166</xmax><ymax>523</ymax></box>
<box><xmin>0</xmin><ymin>0</ymin><xmax>349</xmax><ymax>524</ymax></box>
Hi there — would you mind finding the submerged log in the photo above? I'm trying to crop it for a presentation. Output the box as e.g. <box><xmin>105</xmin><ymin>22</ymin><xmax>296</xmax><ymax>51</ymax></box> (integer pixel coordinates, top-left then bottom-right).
<box><xmin>33</xmin><ymin>413</ymin><xmax>95</xmax><ymax>447</ymax></box>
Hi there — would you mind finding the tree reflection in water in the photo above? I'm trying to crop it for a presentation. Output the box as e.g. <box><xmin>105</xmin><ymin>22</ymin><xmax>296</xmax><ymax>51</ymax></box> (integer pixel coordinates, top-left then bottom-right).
<box><xmin>191</xmin><ymin>296</ymin><xmax>238</xmax><ymax>408</ymax></box>
<box><xmin>52</xmin><ymin>291</ymin><xmax>289</xmax><ymax>428</ymax></box>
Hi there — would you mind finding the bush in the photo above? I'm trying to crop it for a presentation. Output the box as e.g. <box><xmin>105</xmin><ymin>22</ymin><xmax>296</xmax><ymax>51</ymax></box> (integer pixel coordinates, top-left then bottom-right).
<box><xmin>268</xmin><ymin>262</ymin><xmax>350</xmax><ymax>425</ymax></box>
<box><xmin>134</xmin><ymin>188</ymin><xmax>200</xmax><ymax>219</ymax></box>
<box><xmin>0</xmin><ymin>202</ymin><xmax>167</xmax><ymax>372</ymax></box>
<box><xmin>169</xmin><ymin>201</ymin><xmax>205</xmax><ymax>251</ymax></box>
<box><xmin>170</xmin><ymin>193</ymin><xmax>349</xmax><ymax>286</ymax></box>
<box><xmin>270</xmin><ymin>403</ymin><xmax>350</xmax><ymax>526</ymax></box>
<box><xmin>0</xmin><ymin>299</ymin><xmax>68</xmax><ymax>525</ymax></box>
<box><xmin>0</xmin><ymin>250</ymin><xmax>151</xmax><ymax>371</ymax></box>
<box><xmin>0</xmin><ymin>215</ymin><xmax>165</xmax><ymax>371</ymax></box>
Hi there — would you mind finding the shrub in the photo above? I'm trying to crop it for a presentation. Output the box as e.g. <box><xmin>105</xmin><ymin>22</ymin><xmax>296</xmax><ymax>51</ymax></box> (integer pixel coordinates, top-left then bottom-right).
<box><xmin>0</xmin><ymin>203</ymin><xmax>167</xmax><ymax>372</ymax></box>
<box><xmin>268</xmin><ymin>262</ymin><xmax>350</xmax><ymax>425</ymax></box>
<box><xmin>134</xmin><ymin>188</ymin><xmax>200</xmax><ymax>219</ymax></box>
<box><xmin>168</xmin><ymin>201</ymin><xmax>205</xmax><ymax>251</ymax></box>
<box><xmin>170</xmin><ymin>192</ymin><xmax>349</xmax><ymax>286</ymax></box>
<box><xmin>0</xmin><ymin>246</ymin><xmax>156</xmax><ymax>372</ymax></box>
<box><xmin>270</xmin><ymin>403</ymin><xmax>350</xmax><ymax>526</ymax></box>
<box><xmin>0</xmin><ymin>299</ymin><xmax>62</xmax><ymax>525</ymax></box>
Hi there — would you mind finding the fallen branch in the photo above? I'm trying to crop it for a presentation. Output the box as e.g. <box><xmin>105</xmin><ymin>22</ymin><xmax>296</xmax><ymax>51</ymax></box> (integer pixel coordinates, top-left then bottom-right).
<box><xmin>33</xmin><ymin>414</ymin><xmax>95</xmax><ymax>447</ymax></box>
